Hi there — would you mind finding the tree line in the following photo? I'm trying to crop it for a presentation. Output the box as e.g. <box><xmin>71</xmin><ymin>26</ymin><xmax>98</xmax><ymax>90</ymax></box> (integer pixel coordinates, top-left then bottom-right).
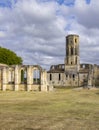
<box><xmin>0</xmin><ymin>47</ymin><xmax>22</xmax><ymax>65</ymax></box>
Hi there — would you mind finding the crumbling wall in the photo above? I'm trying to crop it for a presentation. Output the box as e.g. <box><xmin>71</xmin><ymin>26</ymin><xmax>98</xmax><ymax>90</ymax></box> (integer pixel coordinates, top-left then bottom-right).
<box><xmin>0</xmin><ymin>65</ymin><xmax>52</xmax><ymax>91</ymax></box>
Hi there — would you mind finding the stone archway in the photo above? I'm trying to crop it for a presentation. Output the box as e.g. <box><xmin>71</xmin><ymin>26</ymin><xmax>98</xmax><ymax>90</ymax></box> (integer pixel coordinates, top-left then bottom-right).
<box><xmin>0</xmin><ymin>65</ymin><xmax>50</xmax><ymax>92</ymax></box>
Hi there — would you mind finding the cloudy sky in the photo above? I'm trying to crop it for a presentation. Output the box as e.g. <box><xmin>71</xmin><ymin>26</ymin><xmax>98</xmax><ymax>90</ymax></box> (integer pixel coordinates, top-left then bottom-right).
<box><xmin>0</xmin><ymin>0</ymin><xmax>99</xmax><ymax>69</ymax></box>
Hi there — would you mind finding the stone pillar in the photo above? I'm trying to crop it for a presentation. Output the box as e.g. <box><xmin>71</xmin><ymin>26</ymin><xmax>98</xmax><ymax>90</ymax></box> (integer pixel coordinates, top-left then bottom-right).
<box><xmin>2</xmin><ymin>67</ymin><xmax>7</xmax><ymax>91</ymax></box>
<box><xmin>87</xmin><ymin>69</ymin><xmax>93</xmax><ymax>88</ymax></box>
<box><xmin>14</xmin><ymin>65</ymin><xmax>19</xmax><ymax>91</ymax></box>
<box><xmin>27</xmin><ymin>66</ymin><xmax>32</xmax><ymax>91</ymax></box>
<box><xmin>87</xmin><ymin>77</ymin><xmax>92</xmax><ymax>89</ymax></box>
<box><xmin>40</xmin><ymin>70</ymin><xmax>48</xmax><ymax>92</ymax></box>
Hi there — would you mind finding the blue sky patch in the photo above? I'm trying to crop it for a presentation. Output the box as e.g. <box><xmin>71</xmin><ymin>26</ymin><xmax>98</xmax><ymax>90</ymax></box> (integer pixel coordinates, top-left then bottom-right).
<box><xmin>0</xmin><ymin>0</ymin><xmax>91</xmax><ymax>8</ymax></box>
<box><xmin>37</xmin><ymin>0</ymin><xmax>75</xmax><ymax>6</ymax></box>
<box><xmin>63</xmin><ymin>0</ymin><xmax>75</xmax><ymax>6</ymax></box>
<box><xmin>0</xmin><ymin>0</ymin><xmax>11</xmax><ymax>8</ymax></box>
<box><xmin>0</xmin><ymin>0</ymin><xmax>11</xmax><ymax>7</ymax></box>
<box><xmin>0</xmin><ymin>0</ymin><xmax>17</xmax><ymax>8</ymax></box>
<box><xmin>86</xmin><ymin>0</ymin><xmax>91</xmax><ymax>4</ymax></box>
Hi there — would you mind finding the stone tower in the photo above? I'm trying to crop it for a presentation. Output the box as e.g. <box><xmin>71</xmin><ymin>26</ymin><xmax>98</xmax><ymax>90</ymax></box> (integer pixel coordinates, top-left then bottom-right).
<box><xmin>65</xmin><ymin>34</ymin><xmax>80</xmax><ymax>73</ymax></box>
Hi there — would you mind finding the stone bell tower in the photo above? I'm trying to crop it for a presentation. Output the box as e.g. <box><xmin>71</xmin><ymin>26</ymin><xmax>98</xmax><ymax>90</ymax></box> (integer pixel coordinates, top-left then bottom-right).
<box><xmin>65</xmin><ymin>34</ymin><xmax>80</xmax><ymax>73</ymax></box>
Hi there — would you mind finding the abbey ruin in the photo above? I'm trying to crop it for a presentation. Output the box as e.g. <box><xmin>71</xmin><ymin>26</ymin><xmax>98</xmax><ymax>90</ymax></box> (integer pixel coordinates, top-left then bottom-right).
<box><xmin>0</xmin><ymin>34</ymin><xmax>99</xmax><ymax>91</ymax></box>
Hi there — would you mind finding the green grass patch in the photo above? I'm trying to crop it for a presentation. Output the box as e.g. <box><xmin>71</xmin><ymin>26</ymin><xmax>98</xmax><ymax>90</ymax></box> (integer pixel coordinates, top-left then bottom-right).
<box><xmin>0</xmin><ymin>89</ymin><xmax>99</xmax><ymax>130</ymax></box>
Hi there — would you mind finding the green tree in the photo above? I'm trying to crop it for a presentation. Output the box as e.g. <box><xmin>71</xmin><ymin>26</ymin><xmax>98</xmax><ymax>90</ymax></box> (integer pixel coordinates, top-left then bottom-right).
<box><xmin>0</xmin><ymin>47</ymin><xmax>22</xmax><ymax>65</ymax></box>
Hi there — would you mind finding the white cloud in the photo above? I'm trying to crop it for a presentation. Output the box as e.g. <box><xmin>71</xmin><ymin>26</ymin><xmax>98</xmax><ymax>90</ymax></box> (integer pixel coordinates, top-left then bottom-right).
<box><xmin>0</xmin><ymin>0</ymin><xmax>66</xmax><ymax>69</ymax></box>
<box><xmin>58</xmin><ymin>0</ymin><xmax>99</xmax><ymax>65</ymax></box>
<box><xmin>0</xmin><ymin>0</ymin><xmax>99</xmax><ymax>69</ymax></box>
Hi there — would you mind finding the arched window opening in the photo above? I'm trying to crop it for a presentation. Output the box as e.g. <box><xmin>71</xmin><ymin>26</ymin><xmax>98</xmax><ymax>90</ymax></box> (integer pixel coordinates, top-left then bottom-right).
<box><xmin>75</xmin><ymin>38</ymin><xmax>77</xmax><ymax>43</ymax></box>
<box><xmin>83</xmin><ymin>65</ymin><xmax>85</xmax><ymax>68</ymax></box>
<box><xmin>73</xmin><ymin>74</ymin><xmax>75</xmax><ymax>78</ymax></box>
<box><xmin>50</xmin><ymin>73</ymin><xmax>52</xmax><ymax>81</ymax></box>
<box><xmin>24</xmin><ymin>70</ymin><xmax>27</xmax><ymax>84</ymax></box>
<box><xmin>21</xmin><ymin>70</ymin><xmax>24</xmax><ymax>83</ymax></box>
<box><xmin>66</xmin><ymin>74</ymin><xmax>68</xmax><ymax>80</ymax></box>
<box><xmin>52</xmin><ymin>66</ymin><xmax>55</xmax><ymax>70</ymax></box>
<box><xmin>59</xmin><ymin>73</ymin><xmax>61</xmax><ymax>81</ymax></box>
<box><xmin>33</xmin><ymin>69</ymin><xmax>40</xmax><ymax>84</ymax></box>
<box><xmin>8</xmin><ymin>70</ymin><xmax>14</xmax><ymax>84</ymax></box>
<box><xmin>62</xmin><ymin>65</ymin><xmax>64</xmax><ymax>69</ymax></box>
<box><xmin>73</xmin><ymin>74</ymin><xmax>75</xmax><ymax>81</ymax></box>
<box><xmin>21</xmin><ymin>70</ymin><xmax>27</xmax><ymax>84</ymax></box>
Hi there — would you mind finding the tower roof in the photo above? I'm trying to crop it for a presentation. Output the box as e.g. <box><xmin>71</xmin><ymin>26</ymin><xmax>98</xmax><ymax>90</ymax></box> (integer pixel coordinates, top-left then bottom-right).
<box><xmin>66</xmin><ymin>34</ymin><xmax>79</xmax><ymax>38</ymax></box>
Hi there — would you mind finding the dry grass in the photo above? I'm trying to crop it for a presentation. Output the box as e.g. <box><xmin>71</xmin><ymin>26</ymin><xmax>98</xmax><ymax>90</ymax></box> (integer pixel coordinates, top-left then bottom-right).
<box><xmin>0</xmin><ymin>88</ymin><xmax>99</xmax><ymax>130</ymax></box>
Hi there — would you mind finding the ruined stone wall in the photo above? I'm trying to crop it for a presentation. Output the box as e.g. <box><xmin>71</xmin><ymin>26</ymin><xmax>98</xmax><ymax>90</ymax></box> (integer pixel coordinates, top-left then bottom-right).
<box><xmin>47</xmin><ymin>72</ymin><xmax>79</xmax><ymax>87</ymax></box>
<box><xmin>1</xmin><ymin>34</ymin><xmax>99</xmax><ymax>90</ymax></box>
<box><xmin>0</xmin><ymin>65</ymin><xmax>52</xmax><ymax>92</ymax></box>
<box><xmin>93</xmin><ymin>65</ymin><xmax>99</xmax><ymax>86</ymax></box>
<box><xmin>78</xmin><ymin>73</ymin><xmax>88</xmax><ymax>87</ymax></box>
<box><xmin>47</xmin><ymin>34</ymin><xmax>99</xmax><ymax>88</ymax></box>
<box><xmin>47</xmin><ymin>73</ymin><xmax>65</xmax><ymax>86</ymax></box>
<box><xmin>47</xmin><ymin>71</ymin><xmax>94</xmax><ymax>87</ymax></box>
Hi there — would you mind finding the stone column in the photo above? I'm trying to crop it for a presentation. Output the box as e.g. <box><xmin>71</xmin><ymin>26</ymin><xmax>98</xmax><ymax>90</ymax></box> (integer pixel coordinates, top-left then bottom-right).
<box><xmin>87</xmin><ymin>70</ymin><xmax>93</xmax><ymax>88</ymax></box>
<box><xmin>2</xmin><ymin>67</ymin><xmax>7</xmax><ymax>91</ymax></box>
<box><xmin>14</xmin><ymin>65</ymin><xmax>19</xmax><ymax>91</ymax></box>
<box><xmin>27</xmin><ymin>66</ymin><xmax>32</xmax><ymax>91</ymax></box>
<box><xmin>88</xmin><ymin>78</ymin><xmax>92</xmax><ymax>88</ymax></box>
<box><xmin>40</xmin><ymin>70</ymin><xmax>48</xmax><ymax>92</ymax></box>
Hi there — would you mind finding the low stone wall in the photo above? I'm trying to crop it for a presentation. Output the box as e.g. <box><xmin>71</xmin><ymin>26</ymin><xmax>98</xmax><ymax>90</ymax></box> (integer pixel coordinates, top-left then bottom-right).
<box><xmin>0</xmin><ymin>84</ymin><xmax>42</xmax><ymax>91</ymax></box>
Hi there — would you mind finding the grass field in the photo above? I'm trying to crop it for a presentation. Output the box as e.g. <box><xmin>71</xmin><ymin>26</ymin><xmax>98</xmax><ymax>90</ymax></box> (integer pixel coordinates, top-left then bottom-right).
<box><xmin>0</xmin><ymin>88</ymin><xmax>99</xmax><ymax>130</ymax></box>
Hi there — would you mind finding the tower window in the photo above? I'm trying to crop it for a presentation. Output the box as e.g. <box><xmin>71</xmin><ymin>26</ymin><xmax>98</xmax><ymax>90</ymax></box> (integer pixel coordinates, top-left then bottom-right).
<box><xmin>75</xmin><ymin>38</ymin><xmax>77</xmax><ymax>43</ymax></box>
<box><xmin>71</xmin><ymin>47</ymin><xmax>73</xmax><ymax>55</ymax></box>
